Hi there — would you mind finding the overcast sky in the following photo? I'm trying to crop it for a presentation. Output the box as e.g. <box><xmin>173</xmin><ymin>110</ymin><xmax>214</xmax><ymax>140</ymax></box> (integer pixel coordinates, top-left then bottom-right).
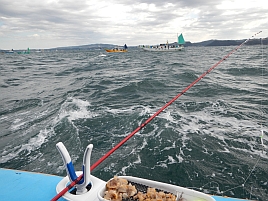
<box><xmin>0</xmin><ymin>0</ymin><xmax>267</xmax><ymax>49</ymax></box>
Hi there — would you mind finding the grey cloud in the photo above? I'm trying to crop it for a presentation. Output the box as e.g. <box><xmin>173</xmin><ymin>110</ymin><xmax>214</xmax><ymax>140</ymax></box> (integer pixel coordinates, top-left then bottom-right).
<box><xmin>0</xmin><ymin>0</ymin><xmax>267</xmax><ymax>49</ymax></box>
<box><xmin>115</xmin><ymin>0</ymin><xmax>218</xmax><ymax>8</ymax></box>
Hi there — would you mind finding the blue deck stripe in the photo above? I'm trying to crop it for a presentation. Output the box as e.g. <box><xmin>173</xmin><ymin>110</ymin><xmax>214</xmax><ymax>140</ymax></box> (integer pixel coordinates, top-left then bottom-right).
<box><xmin>0</xmin><ymin>168</ymin><xmax>66</xmax><ymax>201</ymax></box>
<box><xmin>213</xmin><ymin>195</ymin><xmax>252</xmax><ymax>201</ymax></box>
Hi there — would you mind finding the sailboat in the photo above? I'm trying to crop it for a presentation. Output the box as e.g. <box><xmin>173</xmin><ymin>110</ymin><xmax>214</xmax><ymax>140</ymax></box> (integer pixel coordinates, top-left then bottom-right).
<box><xmin>17</xmin><ymin>47</ymin><xmax>30</xmax><ymax>54</ymax></box>
<box><xmin>140</xmin><ymin>33</ymin><xmax>185</xmax><ymax>52</ymax></box>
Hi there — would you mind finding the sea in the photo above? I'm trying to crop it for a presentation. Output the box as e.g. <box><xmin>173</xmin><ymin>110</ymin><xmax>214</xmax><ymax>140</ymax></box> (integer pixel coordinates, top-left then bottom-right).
<box><xmin>0</xmin><ymin>45</ymin><xmax>267</xmax><ymax>200</ymax></box>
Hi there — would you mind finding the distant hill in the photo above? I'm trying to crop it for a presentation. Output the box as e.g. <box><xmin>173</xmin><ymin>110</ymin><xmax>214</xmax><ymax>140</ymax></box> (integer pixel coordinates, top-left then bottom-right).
<box><xmin>63</xmin><ymin>38</ymin><xmax>267</xmax><ymax>50</ymax></box>
<box><xmin>50</xmin><ymin>43</ymin><xmax>117</xmax><ymax>50</ymax></box>
<box><xmin>48</xmin><ymin>43</ymin><xmax>141</xmax><ymax>51</ymax></box>
<box><xmin>2</xmin><ymin>38</ymin><xmax>267</xmax><ymax>52</ymax></box>
<box><xmin>186</xmin><ymin>38</ymin><xmax>268</xmax><ymax>47</ymax></box>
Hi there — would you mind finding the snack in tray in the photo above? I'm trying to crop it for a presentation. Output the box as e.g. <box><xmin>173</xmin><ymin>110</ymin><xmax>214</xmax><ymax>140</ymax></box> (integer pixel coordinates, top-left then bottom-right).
<box><xmin>104</xmin><ymin>176</ymin><xmax>177</xmax><ymax>201</ymax></box>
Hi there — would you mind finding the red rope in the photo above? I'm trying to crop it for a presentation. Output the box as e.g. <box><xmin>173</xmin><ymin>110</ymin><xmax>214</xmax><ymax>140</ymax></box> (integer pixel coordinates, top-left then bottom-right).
<box><xmin>51</xmin><ymin>31</ymin><xmax>262</xmax><ymax>201</ymax></box>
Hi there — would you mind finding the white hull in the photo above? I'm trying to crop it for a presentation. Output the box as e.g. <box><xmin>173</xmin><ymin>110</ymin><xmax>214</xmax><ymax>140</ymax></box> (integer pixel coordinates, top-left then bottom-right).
<box><xmin>98</xmin><ymin>176</ymin><xmax>215</xmax><ymax>201</ymax></box>
<box><xmin>56</xmin><ymin>171</ymin><xmax>106</xmax><ymax>201</ymax></box>
<box><xmin>141</xmin><ymin>46</ymin><xmax>184</xmax><ymax>51</ymax></box>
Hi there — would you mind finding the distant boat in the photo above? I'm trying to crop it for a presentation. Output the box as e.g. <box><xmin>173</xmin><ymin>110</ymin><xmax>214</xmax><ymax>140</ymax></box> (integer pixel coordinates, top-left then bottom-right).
<box><xmin>105</xmin><ymin>48</ymin><xmax>128</xmax><ymax>53</ymax></box>
<box><xmin>105</xmin><ymin>44</ymin><xmax>128</xmax><ymax>53</ymax></box>
<box><xmin>140</xmin><ymin>33</ymin><xmax>185</xmax><ymax>52</ymax></box>
<box><xmin>5</xmin><ymin>49</ymin><xmax>14</xmax><ymax>53</ymax></box>
<box><xmin>17</xmin><ymin>48</ymin><xmax>30</xmax><ymax>54</ymax></box>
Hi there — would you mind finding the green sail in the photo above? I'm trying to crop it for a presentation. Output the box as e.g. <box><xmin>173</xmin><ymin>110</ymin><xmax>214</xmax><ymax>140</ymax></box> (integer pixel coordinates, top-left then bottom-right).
<box><xmin>178</xmin><ymin>34</ymin><xmax>185</xmax><ymax>45</ymax></box>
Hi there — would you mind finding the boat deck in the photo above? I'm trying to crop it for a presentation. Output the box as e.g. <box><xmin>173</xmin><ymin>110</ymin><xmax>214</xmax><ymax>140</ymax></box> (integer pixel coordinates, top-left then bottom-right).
<box><xmin>0</xmin><ymin>168</ymin><xmax>252</xmax><ymax>201</ymax></box>
<box><xmin>0</xmin><ymin>168</ymin><xmax>65</xmax><ymax>201</ymax></box>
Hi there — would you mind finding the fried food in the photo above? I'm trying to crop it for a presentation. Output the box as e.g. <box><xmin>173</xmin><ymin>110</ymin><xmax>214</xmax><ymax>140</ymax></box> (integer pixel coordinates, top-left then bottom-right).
<box><xmin>103</xmin><ymin>176</ymin><xmax>177</xmax><ymax>201</ymax></box>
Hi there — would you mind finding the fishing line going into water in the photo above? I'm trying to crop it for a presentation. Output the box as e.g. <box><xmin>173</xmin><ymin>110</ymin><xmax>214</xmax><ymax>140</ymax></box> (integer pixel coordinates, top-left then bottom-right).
<box><xmin>208</xmin><ymin>36</ymin><xmax>266</xmax><ymax>199</ymax></box>
<box><xmin>51</xmin><ymin>31</ymin><xmax>262</xmax><ymax>201</ymax></box>
<box><xmin>260</xmin><ymin>37</ymin><xmax>265</xmax><ymax>150</ymax></box>
<box><xmin>219</xmin><ymin>145</ymin><xmax>264</xmax><ymax>198</ymax></box>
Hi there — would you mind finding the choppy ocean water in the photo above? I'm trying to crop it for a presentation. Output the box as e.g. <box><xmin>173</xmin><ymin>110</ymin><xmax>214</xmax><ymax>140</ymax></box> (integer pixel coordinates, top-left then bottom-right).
<box><xmin>0</xmin><ymin>45</ymin><xmax>267</xmax><ymax>200</ymax></box>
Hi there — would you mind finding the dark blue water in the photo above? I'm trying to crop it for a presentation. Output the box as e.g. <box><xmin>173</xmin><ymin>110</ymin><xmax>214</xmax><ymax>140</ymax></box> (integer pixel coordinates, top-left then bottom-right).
<box><xmin>0</xmin><ymin>45</ymin><xmax>267</xmax><ymax>200</ymax></box>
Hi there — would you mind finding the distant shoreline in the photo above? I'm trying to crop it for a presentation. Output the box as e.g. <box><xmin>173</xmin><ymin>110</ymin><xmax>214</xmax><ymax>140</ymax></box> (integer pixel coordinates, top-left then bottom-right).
<box><xmin>1</xmin><ymin>38</ymin><xmax>267</xmax><ymax>51</ymax></box>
